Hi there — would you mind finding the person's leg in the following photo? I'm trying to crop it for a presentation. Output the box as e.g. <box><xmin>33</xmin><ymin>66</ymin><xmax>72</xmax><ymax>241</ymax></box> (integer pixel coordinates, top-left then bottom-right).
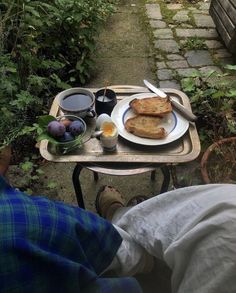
<box><xmin>96</xmin><ymin>186</ymin><xmax>154</xmax><ymax>276</ymax></box>
<box><xmin>111</xmin><ymin>184</ymin><xmax>236</xmax><ymax>293</ymax></box>
<box><xmin>0</xmin><ymin>146</ymin><xmax>11</xmax><ymax>176</ymax></box>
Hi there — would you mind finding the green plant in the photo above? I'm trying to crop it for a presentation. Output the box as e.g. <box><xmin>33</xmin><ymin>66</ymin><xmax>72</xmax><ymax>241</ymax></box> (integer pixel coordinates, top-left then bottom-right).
<box><xmin>19</xmin><ymin>157</ymin><xmax>45</xmax><ymax>194</ymax></box>
<box><xmin>181</xmin><ymin>66</ymin><xmax>236</xmax><ymax>145</ymax></box>
<box><xmin>181</xmin><ymin>36</ymin><xmax>207</xmax><ymax>50</ymax></box>
<box><xmin>0</xmin><ymin>0</ymin><xmax>116</xmax><ymax>151</ymax></box>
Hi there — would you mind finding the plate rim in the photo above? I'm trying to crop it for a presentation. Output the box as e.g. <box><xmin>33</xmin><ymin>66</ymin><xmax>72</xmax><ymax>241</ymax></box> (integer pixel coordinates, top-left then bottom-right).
<box><xmin>111</xmin><ymin>93</ymin><xmax>189</xmax><ymax>146</ymax></box>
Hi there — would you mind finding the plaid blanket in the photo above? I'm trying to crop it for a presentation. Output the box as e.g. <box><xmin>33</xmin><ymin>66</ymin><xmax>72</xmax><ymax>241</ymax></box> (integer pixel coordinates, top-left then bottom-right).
<box><xmin>0</xmin><ymin>176</ymin><xmax>141</xmax><ymax>292</ymax></box>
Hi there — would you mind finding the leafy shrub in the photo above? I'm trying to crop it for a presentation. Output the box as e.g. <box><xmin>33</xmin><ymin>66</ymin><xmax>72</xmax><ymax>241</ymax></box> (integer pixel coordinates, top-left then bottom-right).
<box><xmin>181</xmin><ymin>66</ymin><xmax>236</xmax><ymax>145</ymax></box>
<box><xmin>0</xmin><ymin>0</ymin><xmax>116</xmax><ymax>150</ymax></box>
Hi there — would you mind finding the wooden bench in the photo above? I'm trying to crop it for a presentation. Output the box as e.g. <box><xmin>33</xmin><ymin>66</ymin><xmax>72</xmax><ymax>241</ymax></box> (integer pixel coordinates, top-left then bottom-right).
<box><xmin>209</xmin><ymin>0</ymin><xmax>236</xmax><ymax>54</ymax></box>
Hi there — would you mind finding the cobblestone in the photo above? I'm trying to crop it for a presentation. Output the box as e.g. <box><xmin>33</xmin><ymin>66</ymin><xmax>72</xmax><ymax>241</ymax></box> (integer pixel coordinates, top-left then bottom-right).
<box><xmin>176</xmin><ymin>68</ymin><xmax>199</xmax><ymax>77</ymax></box>
<box><xmin>149</xmin><ymin>20</ymin><xmax>166</xmax><ymax>29</ymax></box>
<box><xmin>173</xmin><ymin>11</ymin><xmax>190</xmax><ymax>22</ymax></box>
<box><xmin>153</xmin><ymin>28</ymin><xmax>173</xmax><ymax>39</ymax></box>
<box><xmin>205</xmin><ymin>40</ymin><xmax>224</xmax><ymax>49</ymax></box>
<box><xmin>154</xmin><ymin>39</ymin><xmax>180</xmax><ymax>53</ymax></box>
<box><xmin>199</xmin><ymin>2</ymin><xmax>210</xmax><ymax>10</ymax></box>
<box><xmin>166</xmin><ymin>54</ymin><xmax>185</xmax><ymax>60</ymax></box>
<box><xmin>145</xmin><ymin>0</ymin><xmax>234</xmax><ymax>90</ymax></box>
<box><xmin>155</xmin><ymin>54</ymin><xmax>165</xmax><ymax>61</ymax></box>
<box><xmin>166</xmin><ymin>4</ymin><xmax>183</xmax><ymax>10</ymax></box>
<box><xmin>166</xmin><ymin>60</ymin><xmax>189</xmax><ymax>69</ymax></box>
<box><xmin>157</xmin><ymin>69</ymin><xmax>174</xmax><ymax>80</ymax></box>
<box><xmin>146</xmin><ymin>4</ymin><xmax>162</xmax><ymax>20</ymax></box>
<box><xmin>199</xmin><ymin>66</ymin><xmax>223</xmax><ymax>74</ymax></box>
<box><xmin>176</xmin><ymin>28</ymin><xmax>218</xmax><ymax>38</ymax></box>
<box><xmin>185</xmin><ymin>50</ymin><xmax>214</xmax><ymax>66</ymax></box>
<box><xmin>156</xmin><ymin>61</ymin><xmax>167</xmax><ymax>69</ymax></box>
<box><xmin>193</xmin><ymin>14</ymin><xmax>215</xmax><ymax>28</ymax></box>
<box><xmin>159</xmin><ymin>80</ymin><xmax>181</xmax><ymax>90</ymax></box>
<box><xmin>219</xmin><ymin>58</ymin><xmax>235</xmax><ymax>66</ymax></box>
<box><xmin>213</xmin><ymin>49</ymin><xmax>232</xmax><ymax>58</ymax></box>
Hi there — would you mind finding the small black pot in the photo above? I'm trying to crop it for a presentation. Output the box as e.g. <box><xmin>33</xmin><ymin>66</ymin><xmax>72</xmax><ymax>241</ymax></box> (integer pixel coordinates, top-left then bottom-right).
<box><xmin>95</xmin><ymin>88</ymin><xmax>117</xmax><ymax>116</ymax></box>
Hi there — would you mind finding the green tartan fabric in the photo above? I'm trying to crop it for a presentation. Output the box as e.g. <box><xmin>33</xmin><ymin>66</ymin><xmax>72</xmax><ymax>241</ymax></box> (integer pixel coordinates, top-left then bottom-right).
<box><xmin>0</xmin><ymin>176</ymin><xmax>142</xmax><ymax>292</ymax></box>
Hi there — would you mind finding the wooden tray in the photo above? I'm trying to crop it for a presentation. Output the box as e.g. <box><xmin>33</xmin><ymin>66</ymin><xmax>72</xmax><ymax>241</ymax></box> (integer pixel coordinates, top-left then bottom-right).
<box><xmin>40</xmin><ymin>86</ymin><xmax>201</xmax><ymax>164</ymax></box>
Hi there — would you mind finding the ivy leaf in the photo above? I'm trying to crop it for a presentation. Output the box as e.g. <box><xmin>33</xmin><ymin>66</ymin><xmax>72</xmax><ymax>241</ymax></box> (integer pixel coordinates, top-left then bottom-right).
<box><xmin>224</xmin><ymin>65</ymin><xmax>236</xmax><ymax>71</ymax></box>
<box><xmin>20</xmin><ymin>161</ymin><xmax>34</xmax><ymax>172</ymax></box>
<box><xmin>37</xmin><ymin>132</ymin><xmax>59</xmax><ymax>144</ymax></box>
<box><xmin>38</xmin><ymin>115</ymin><xmax>56</xmax><ymax>128</ymax></box>
<box><xmin>227</xmin><ymin>90</ymin><xmax>236</xmax><ymax>98</ymax></box>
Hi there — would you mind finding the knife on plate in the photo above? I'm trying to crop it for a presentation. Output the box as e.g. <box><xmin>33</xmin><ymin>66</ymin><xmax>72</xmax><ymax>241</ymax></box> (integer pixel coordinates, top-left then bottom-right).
<box><xmin>143</xmin><ymin>79</ymin><xmax>197</xmax><ymax>122</ymax></box>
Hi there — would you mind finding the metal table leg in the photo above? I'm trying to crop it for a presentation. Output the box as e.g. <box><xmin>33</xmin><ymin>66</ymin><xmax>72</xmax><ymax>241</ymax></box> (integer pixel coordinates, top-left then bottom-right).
<box><xmin>160</xmin><ymin>165</ymin><xmax>170</xmax><ymax>193</ymax></box>
<box><xmin>72</xmin><ymin>163</ymin><xmax>170</xmax><ymax>209</ymax></box>
<box><xmin>72</xmin><ymin>163</ymin><xmax>85</xmax><ymax>209</ymax></box>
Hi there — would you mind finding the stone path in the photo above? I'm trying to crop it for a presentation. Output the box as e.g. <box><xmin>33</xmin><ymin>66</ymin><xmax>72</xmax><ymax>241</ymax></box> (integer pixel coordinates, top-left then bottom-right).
<box><xmin>145</xmin><ymin>0</ymin><xmax>235</xmax><ymax>90</ymax></box>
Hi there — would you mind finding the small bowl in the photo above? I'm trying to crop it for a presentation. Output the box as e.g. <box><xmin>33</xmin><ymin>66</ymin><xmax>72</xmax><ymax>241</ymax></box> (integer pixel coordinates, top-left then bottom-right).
<box><xmin>49</xmin><ymin>115</ymin><xmax>87</xmax><ymax>154</ymax></box>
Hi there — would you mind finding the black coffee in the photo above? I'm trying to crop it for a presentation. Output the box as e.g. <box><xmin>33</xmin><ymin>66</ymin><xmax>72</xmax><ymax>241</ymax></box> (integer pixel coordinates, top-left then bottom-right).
<box><xmin>61</xmin><ymin>94</ymin><xmax>91</xmax><ymax>110</ymax></box>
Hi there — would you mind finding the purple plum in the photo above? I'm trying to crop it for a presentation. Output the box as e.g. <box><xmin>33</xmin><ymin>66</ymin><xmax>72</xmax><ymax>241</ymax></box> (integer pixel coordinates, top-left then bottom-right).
<box><xmin>69</xmin><ymin>120</ymin><xmax>85</xmax><ymax>136</ymax></box>
<box><xmin>58</xmin><ymin>131</ymin><xmax>74</xmax><ymax>142</ymax></box>
<box><xmin>47</xmin><ymin>121</ymin><xmax>66</xmax><ymax>137</ymax></box>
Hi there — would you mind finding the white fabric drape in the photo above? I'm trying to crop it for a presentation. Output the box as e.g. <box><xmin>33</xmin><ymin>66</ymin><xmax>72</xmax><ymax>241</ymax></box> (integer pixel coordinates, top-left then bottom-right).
<box><xmin>110</xmin><ymin>184</ymin><xmax>236</xmax><ymax>293</ymax></box>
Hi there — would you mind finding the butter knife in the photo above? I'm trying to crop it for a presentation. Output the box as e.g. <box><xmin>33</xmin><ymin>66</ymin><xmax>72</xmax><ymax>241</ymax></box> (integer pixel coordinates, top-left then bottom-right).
<box><xmin>143</xmin><ymin>79</ymin><xmax>197</xmax><ymax>122</ymax></box>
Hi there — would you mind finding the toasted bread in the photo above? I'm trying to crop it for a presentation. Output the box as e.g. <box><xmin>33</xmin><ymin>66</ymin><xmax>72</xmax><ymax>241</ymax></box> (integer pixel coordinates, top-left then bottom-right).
<box><xmin>125</xmin><ymin>115</ymin><xmax>166</xmax><ymax>139</ymax></box>
<box><xmin>129</xmin><ymin>97</ymin><xmax>172</xmax><ymax>117</ymax></box>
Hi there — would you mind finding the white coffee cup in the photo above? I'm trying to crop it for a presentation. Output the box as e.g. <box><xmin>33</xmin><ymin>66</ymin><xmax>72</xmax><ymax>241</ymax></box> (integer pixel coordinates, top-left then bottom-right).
<box><xmin>100</xmin><ymin>122</ymin><xmax>118</xmax><ymax>151</ymax></box>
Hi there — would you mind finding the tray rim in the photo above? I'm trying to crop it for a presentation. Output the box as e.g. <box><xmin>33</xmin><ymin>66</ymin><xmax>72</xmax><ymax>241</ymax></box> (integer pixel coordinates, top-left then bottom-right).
<box><xmin>39</xmin><ymin>86</ymin><xmax>201</xmax><ymax>164</ymax></box>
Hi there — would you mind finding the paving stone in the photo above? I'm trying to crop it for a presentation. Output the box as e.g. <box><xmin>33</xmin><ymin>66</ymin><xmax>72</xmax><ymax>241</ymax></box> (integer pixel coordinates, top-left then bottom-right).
<box><xmin>192</xmin><ymin>9</ymin><xmax>209</xmax><ymax>14</ymax></box>
<box><xmin>166</xmin><ymin>60</ymin><xmax>189</xmax><ymax>68</ymax></box>
<box><xmin>188</xmin><ymin>7</ymin><xmax>199</xmax><ymax>12</ymax></box>
<box><xmin>193</xmin><ymin>14</ymin><xmax>215</xmax><ymax>28</ymax></box>
<box><xmin>154</xmin><ymin>39</ymin><xmax>180</xmax><ymax>53</ymax></box>
<box><xmin>205</xmin><ymin>40</ymin><xmax>224</xmax><ymax>49</ymax></box>
<box><xmin>213</xmin><ymin>49</ymin><xmax>232</xmax><ymax>58</ymax></box>
<box><xmin>156</xmin><ymin>61</ymin><xmax>167</xmax><ymax>69</ymax></box>
<box><xmin>173</xmin><ymin>11</ymin><xmax>190</xmax><ymax>22</ymax></box>
<box><xmin>199</xmin><ymin>2</ymin><xmax>210</xmax><ymax>10</ymax></box>
<box><xmin>146</xmin><ymin>4</ymin><xmax>162</xmax><ymax>20</ymax></box>
<box><xmin>176</xmin><ymin>68</ymin><xmax>199</xmax><ymax>77</ymax></box>
<box><xmin>153</xmin><ymin>28</ymin><xmax>173</xmax><ymax>39</ymax></box>
<box><xmin>185</xmin><ymin>50</ymin><xmax>214</xmax><ymax>66</ymax></box>
<box><xmin>199</xmin><ymin>66</ymin><xmax>223</xmax><ymax>74</ymax></box>
<box><xmin>157</xmin><ymin>69</ymin><xmax>174</xmax><ymax>80</ymax></box>
<box><xmin>166</xmin><ymin>4</ymin><xmax>183</xmax><ymax>10</ymax></box>
<box><xmin>159</xmin><ymin>80</ymin><xmax>181</xmax><ymax>90</ymax></box>
<box><xmin>176</xmin><ymin>28</ymin><xmax>218</xmax><ymax>38</ymax></box>
<box><xmin>149</xmin><ymin>20</ymin><xmax>166</xmax><ymax>29</ymax></box>
<box><xmin>219</xmin><ymin>58</ymin><xmax>235</xmax><ymax>66</ymax></box>
<box><xmin>180</xmin><ymin>24</ymin><xmax>193</xmax><ymax>28</ymax></box>
<box><xmin>166</xmin><ymin>54</ymin><xmax>184</xmax><ymax>60</ymax></box>
<box><xmin>155</xmin><ymin>54</ymin><xmax>165</xmax><ymax>61</ymax></box>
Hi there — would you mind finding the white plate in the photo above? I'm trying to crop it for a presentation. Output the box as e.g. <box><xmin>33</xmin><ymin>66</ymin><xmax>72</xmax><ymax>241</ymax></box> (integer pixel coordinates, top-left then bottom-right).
<box><xmin>111</xmin><ymin>93</ymin><xmax>189</xmax><ymax>146</ymax></box>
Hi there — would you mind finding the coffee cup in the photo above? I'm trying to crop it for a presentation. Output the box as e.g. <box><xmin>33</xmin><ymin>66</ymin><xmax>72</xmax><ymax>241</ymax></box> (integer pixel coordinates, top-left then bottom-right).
<box><xmin>95</xmin><ymin>88</ymin><xmax>117</xmax><ymax>116</ymax></box>
<box><xmin>57</xmin><ymin>88</ymin><xmax>96</xmax><ymax>118</ymax></box>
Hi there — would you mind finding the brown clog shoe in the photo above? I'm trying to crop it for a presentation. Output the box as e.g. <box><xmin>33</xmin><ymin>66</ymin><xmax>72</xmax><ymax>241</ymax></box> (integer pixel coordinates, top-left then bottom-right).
<box><xmin>95</xmin><ymin>185</ymin><xmax>125</xmax><ymax>219</ymax></box>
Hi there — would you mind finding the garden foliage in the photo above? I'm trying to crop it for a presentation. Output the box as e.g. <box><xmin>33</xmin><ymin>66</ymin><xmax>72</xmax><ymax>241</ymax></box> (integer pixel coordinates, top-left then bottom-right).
<box><xmin>0</xmin><ymin>0</ymin><xmax>116</xmax><ymax>149</ymax></box>
<box><xmin>182</xmin><ymin>66</ymin><xmax>236</xmax><ymax>145</ymax></box>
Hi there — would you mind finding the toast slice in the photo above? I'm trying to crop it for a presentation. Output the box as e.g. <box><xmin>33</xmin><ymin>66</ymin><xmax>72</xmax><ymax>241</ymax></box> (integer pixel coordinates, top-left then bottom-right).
<box><xmin>125</xmin><ymin>115</ymin><xmax>166</xmax><ymax>139</ymax></box>
<box><xmin>129</xmin><ymin>97</ymin><xmax>172</xmax><ymax>117</ymax></box>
